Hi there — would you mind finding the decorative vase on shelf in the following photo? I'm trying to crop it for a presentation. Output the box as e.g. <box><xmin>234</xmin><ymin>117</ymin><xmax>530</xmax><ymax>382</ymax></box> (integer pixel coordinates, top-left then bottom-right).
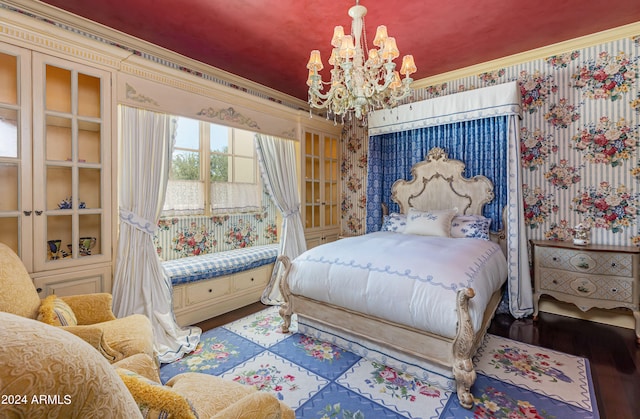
<box><xmin>79</xmin><ymin>237</ymin><xmax>96</xmax><ymax>256</ymax></box>
<box><xmin>47</xmin><ymin>239</ymin><xmax>62</xmax><ymax>260</ymax></box>
<box><xmin>572</xmin><ymin>223</ymin><xmax>590</xmax><ymax>246</ymax></box>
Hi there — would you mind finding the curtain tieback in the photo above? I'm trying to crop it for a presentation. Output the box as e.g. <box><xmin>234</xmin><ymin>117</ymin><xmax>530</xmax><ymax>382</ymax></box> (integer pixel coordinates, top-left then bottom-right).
<box><xmin>119</xmin><ymin>208</ymin><xmax>157</xmax><ymax>235</ymax></box>
<box><xmin>282</xmin><ymin>207</ymin><xmax>300</xmax><ymax>218</ymax></box>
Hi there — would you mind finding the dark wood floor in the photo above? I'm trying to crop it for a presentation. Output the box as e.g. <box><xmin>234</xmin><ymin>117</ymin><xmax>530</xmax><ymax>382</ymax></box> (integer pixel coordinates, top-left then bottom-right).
<box><xmin>195</xmin><ymin>303</ymin><xmax>639</xmax><ymax>419</ymax></box>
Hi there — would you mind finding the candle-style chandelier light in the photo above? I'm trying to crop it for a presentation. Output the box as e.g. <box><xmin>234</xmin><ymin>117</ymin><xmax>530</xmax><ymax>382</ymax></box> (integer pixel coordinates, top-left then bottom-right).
<box><xmin>306</xmin><ymin>0</ymin><xmax>417</xmax><ymax>121</ymax></box>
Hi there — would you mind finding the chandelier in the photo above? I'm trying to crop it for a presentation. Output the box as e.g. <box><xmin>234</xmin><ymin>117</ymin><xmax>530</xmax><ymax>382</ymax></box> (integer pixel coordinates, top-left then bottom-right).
<box><xmin>306</xmin><ymin>0</ymin><xmax>417</xmax><ymax>121</ymax></box>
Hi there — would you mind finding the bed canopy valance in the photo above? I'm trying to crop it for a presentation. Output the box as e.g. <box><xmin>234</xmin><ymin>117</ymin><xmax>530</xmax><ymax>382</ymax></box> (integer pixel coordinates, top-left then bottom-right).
<box><xmin>366</xmin><ymin>81</ymin><xmax>533</xmax><ymax>318</ymax></box>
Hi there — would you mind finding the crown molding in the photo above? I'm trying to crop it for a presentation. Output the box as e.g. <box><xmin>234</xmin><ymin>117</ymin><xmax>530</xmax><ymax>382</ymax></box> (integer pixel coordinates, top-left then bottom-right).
<box><xmin>412</xmin><ymin>21</ymin><xmax>640</xmax><ymax>89</ymax></box>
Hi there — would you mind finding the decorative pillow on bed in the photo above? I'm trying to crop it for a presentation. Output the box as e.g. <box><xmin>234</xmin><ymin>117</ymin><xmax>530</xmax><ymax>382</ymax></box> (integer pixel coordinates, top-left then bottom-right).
<box><xmin>451</xmin><ymin>215</ymin><xmax>492</xmax><ymax>240</ymax></box>
<box><xmin>403</xmin><ymin>208</ymin><xmax>457</xmax><ymax>237</ymax></box>
<box><xmin>381</xmin><ymin>212</ymin><xmax>407</xmax><ymax>233</ymax></box>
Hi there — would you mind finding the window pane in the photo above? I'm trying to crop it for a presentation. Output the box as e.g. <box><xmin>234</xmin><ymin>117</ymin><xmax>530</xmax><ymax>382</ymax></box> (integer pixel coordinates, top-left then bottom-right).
<box><xmin>171</xmin><ymin>150</ymin><xmax>199</xmax><ymax>180</ymax></box>
<box><xmin>210</xmin><ymin>123</ymin><xmax>230</xmax><ymax>152</ymax></box>
<box><xmin>234</xmin><ymin>129</ymin><xmax>255</xmax><ymax>157</ymax></box>
<box><xmin>210</xmin><ymin>153</ymin><xmax>230</xmax><ymax>182</ymax></box>
<box><xmin>234</xmin><ymin>156</ymin><xmax>255</xmax><ymax>183</ymax></box>
<box><xmin>0</xmin><ymin>108</ymin><xmax>18</xmax><ymax>158</ymax></box>
<box><xmin>174</xmin><ymin>117</ymin><xmax>200</xmax><ymax>149</ymax></box>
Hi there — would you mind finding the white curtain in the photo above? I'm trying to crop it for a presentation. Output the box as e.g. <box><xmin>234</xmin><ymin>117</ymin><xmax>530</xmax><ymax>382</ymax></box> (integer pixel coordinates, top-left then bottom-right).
<box><xmin>368</xmin><ymin>82</ymin><xmax>534</xmax><ymax>318</ymax></box>
<box><xmin>113</xmin><ymin>105</ymin><xmax>201</xmax><ymax>363</ymax></box>
<box><xmin>210</xmin><ymin>182</ymin><xmax>262</xmax><ymax>213</ymax></box>
<box><xmin>254</xmin><ymin>134</ymin><xmax>307</xmax><ymax>304</ymax></box>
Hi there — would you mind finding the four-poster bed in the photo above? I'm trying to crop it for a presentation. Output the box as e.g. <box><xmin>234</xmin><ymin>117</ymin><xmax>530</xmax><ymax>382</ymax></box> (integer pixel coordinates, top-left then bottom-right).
<box><xmin>276</xmin><ymin>82</ymin><xmax>532</xmax><ymax>409</ymax></box>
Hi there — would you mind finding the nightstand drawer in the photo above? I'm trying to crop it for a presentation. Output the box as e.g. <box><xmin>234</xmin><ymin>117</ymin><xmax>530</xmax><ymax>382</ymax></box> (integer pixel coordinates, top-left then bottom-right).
<box><xmin>537</xmin><ymin>246</ymin><xmax>633</xmax><ymax>277</ymax></box>
<box><xmin>538</xmin><ymin>268</ymin><xmax>634</xmax><ymax>303</ymax></box>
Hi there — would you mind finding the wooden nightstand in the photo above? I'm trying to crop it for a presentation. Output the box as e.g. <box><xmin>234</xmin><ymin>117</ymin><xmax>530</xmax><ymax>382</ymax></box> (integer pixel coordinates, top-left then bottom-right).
<box><xmin>530</xmin><ymin>239</ymin><xmax>640</xmax><ymax>343</ymax></box>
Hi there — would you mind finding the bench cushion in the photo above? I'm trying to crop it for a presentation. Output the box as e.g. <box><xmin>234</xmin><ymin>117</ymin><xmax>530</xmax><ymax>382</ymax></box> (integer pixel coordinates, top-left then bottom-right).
<box><xmin>163</xmin><ymin>244</ymin><xmax>278</xmax><ymax>286</ymax></box>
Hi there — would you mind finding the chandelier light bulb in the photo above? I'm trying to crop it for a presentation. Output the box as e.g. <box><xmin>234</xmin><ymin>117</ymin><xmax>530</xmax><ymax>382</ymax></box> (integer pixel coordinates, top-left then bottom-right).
<box><xmin>400</xmin><ymin>55</ymin><xmax>417</xmax><ymax>77</ymax></box>
<box><xmin>373</xmin><ymin>25</ymin><xmax>388</xmax><ymax>48</ymax></box>
<box><xmin>331</xmin><ymin>26</ymin><xmax>345</xmax><ymax>47</ymax></box>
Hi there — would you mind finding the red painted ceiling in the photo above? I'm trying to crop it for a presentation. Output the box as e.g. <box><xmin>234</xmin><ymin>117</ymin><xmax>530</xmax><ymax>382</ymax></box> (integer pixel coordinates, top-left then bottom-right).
<box><xmin>37</xmin><ymin>0</ymin><xmax>640</xmax><ymax>102</ymax></box>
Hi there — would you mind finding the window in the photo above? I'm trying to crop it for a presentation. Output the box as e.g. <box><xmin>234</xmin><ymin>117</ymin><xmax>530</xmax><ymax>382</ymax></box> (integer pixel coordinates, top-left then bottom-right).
<box><xmin>162</xmin><ymin>116</ymin><xmax>261</xmax><ymax>216</ymax></box>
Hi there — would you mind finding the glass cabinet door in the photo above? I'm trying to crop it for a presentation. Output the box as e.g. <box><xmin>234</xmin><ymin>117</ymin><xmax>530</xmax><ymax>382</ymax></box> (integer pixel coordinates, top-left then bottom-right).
<box><xmin>323</xmin><ymin>135</ymin><xmax>339</xmax><ymax>230</ymax></box>
<box><xmin>32</xmin><ymin>53</ymin><xmax>110</xmax><ymax>271</ymax></box>
<box><xmin>303</xmin><ymin>130</ymin><xmax>340</xmax><ymax>233</ymax></box>
<box><xmin>304</xmin><ymin>131</ymin><xmax>321</xmax><ymax>229</ymax></box>
<box><xmin>0</xmin><ymin>43</ymin><xmax>32</xmax><ymax>268</ymax></box>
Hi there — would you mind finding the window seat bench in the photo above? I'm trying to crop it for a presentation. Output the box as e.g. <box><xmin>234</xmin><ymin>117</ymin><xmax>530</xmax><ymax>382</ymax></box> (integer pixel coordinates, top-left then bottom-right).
<box><xmin>163</xmin><ymin>244</ymin><xmax>278</xmax><ymax>326</ymax></box>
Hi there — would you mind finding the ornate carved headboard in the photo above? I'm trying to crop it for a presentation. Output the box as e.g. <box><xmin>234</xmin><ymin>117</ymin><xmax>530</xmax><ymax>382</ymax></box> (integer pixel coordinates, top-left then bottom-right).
<box><xmin>391</xmin><ymin>147</ymin><xmax>494</xmax><ymax>216</ymax></box>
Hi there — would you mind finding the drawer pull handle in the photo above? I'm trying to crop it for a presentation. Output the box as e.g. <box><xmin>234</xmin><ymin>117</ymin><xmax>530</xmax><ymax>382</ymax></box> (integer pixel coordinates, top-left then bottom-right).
<box><xmin>611</xmin><ymin>263</ymin><xmax>617</xmax><ymax>267</ymax></box>
<box><xmin>611</xmin><ymin>288</ymin><xmax>618</xmax><ymax>293</ymax></box>
<box><xmin>250</xmin><ymin>277</ymin><xmax>254</xmax><ymax>282</ymax></box>
<box><xmin>36</xmin><ymin>287</ymin><xmax>43</xmax><ymax>293</ymax></box>
<box><xmin>577</xmin><ymin>285</ymin><xmax>589</xmax><ymax>293</ymax></box>
<box><xmin>552</xmin><ymin>257</ymin><xmax>558</xmax><ymax>261</ymax></box>
<box><xmin>552</xmin><ymin>279</ymin><xmax>558</xmax><ymax>285</ymax></box>
<box><xmin>208</xmin><ymin>289</ymin><xmax>212</xmax><ymax>293</ymax></box>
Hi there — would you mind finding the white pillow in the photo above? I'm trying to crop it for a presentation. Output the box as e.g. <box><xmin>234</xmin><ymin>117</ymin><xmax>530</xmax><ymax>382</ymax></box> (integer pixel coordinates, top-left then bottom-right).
<box><xmin>403</xmin><ymin>208</ymin><xmax>458</xmax><ymax>237</ymax></box>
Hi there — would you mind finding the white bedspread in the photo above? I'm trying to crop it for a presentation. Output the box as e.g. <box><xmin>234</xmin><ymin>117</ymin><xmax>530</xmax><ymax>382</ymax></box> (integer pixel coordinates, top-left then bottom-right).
<box><xmin>288</xmin><ymin>231</ymin><xmax>507</xmax><ymax>339</ymax></box>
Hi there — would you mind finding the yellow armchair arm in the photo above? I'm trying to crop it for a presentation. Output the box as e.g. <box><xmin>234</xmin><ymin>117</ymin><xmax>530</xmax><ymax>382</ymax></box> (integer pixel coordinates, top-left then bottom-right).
<box><xmin>211</xmin><ymin>392</ymin><xmax>295</xmax><ymax>419</ymax></box>
<box><xmin>113</xmin><ymin>353</ymin><xmax>161</xmax><ymax>383</ymax></box>
<box><xmin>60</xmin><ymin>293</ymin><xmax>117</xmax><ymax>324</ymax></box>
<box><xmin>61</xmin><ymin>325</ymin><xmax>124</xmax><ymax>363</ymax></box>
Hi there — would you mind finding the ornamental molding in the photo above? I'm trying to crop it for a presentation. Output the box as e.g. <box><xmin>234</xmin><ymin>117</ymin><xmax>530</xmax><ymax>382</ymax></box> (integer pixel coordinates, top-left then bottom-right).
<box><xmin>196</xmin><ymin>107</ymin><xmax>261</xmax><ymax>130</ymax></box>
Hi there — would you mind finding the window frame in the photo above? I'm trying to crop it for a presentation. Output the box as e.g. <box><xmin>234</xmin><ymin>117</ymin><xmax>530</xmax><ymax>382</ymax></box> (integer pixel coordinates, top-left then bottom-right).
<box><xmin>163</xmin><ymin>116</ymin><xmax>261</xmax><ymax>217</ymax></box>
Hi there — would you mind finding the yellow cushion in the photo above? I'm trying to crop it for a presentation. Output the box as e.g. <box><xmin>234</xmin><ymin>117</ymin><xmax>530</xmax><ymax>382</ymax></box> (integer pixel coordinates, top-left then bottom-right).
<box><xmin>0</xmin><ymin>242</ymin><xmax>42</xmax><ymax>319</ymax></box>
<box><xmin>117</xmin><ymin>368</ymin><xmax>197</xmax><ymax>419</ymax></box>
<box><xmin>38</xmin><ymin>295</ymin><xmax>78</xmax><ymax>326</ymax></box>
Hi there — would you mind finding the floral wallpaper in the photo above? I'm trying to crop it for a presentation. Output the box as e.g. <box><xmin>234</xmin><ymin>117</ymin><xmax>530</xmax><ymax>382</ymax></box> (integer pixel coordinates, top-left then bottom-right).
<box><xmin>341</xmin><ymin>33</ymin><xmax>640</xmax><ymax>248</ymax></box>
<box><xmin>154</xmin><ymin>190</ymin><xmax>279</xmax><ymax>260</ymax></box>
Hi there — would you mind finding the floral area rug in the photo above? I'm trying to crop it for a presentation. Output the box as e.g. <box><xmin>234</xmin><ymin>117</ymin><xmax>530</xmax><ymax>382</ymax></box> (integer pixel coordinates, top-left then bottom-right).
<box><xmin>160</xmin><ymin>307</ymin><xmax>599</xmax><ymax>418</ymax></box>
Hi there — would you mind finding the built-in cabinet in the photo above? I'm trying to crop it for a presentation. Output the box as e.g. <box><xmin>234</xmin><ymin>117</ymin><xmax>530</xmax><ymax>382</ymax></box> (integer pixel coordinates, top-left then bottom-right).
<box><xmin>301</xmin><ymin>127</ymin><xmax>341</xmax><ymax>249</ymax></box>
<box><xmin>0</xmin><ymin>41</ymin><xmax>112</xmax><ymax>296</ymax></box>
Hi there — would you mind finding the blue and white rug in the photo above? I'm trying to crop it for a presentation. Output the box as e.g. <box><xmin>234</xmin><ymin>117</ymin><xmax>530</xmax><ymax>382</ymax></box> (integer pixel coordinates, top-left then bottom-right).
<box><xmin>160</xmin><ymin>307</ymin><xmax>599</xmax><ymax>418</ymax></box>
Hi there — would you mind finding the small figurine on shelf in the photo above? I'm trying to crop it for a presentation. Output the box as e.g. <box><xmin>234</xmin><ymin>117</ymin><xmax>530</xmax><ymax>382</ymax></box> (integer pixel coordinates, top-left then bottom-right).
<box><xmin>573</xmin><ymin>223</ymin><xmax>591</xmax><ymax>246</ymax></box>
<box><xmin>58</xmin><ymin>196</ymin><xmax>86</xmax><ymax>209</ymax></box>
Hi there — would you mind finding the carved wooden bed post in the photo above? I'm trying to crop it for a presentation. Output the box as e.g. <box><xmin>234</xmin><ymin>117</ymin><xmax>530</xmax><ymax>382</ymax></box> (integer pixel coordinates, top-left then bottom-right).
<box><xmin>277</xmin><ymin>255</ymin><xmax>293</xmax><ymax>333</ymax></box>
<box><xmin>452</xmin><ymin>287</ymin><xmax>477</xmax><ymax>409</ymax></box>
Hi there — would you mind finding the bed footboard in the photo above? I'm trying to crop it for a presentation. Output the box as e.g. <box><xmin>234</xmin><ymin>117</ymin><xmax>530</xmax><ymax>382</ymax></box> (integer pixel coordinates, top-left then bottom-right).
<box><xmin>452</xmin><ymin>287</ymin><xmax>477</xmax><ymax>409</ymax></box>
<box><xmin>278</xmin><ymin>254</ymin><xmax>482</xmax><ymax>410</ymax></box>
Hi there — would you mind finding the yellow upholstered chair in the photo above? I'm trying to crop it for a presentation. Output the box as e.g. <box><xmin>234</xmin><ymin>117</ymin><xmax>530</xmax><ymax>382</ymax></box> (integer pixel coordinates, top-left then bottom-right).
<box><xmin>1</xmin><ymin>313</ymin><xmax>295</xmax><ymax>419</ymax></box>
<box><xmin>0</xmin><ymin>242</ymin><xmax>155</xmax><ymax>365</ymax></box>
